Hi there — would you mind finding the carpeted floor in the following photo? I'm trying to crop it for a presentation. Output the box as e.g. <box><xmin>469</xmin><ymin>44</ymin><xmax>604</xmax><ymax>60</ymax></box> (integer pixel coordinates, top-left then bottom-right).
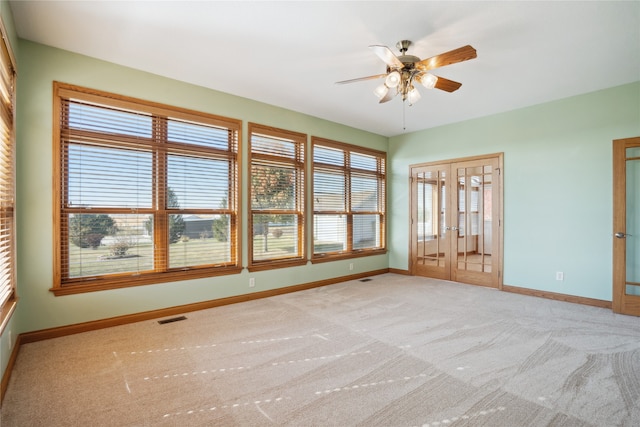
<box><xmin>2</xmin><ymin>273</ymin><xmax>640</xmax><ymax>426</ymax></box>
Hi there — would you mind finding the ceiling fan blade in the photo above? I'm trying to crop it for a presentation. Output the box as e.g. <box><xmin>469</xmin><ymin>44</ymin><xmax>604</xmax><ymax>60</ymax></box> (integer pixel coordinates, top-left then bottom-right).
<box><xmin>335</xmin><ymin>73</ymin><xmax>387</xmax><ymax>85</ymax></box>
<box><xmin>433</xmin><ymin>76</ymin><xmax>463</xmax><ymax>92</ymax></box>
<box><xmin>379</xmin><ymin>88</ymin><xmax>396</xmax><ymax>103</ymax></box>
<box><xmin>369</xmin><ymin>45</ymin><xmax>404</xmax><ymax>69</ymax></box>
<box><xmin>415</xmin><ymin>45</ymin><xmax>477</xmax><ymax>72</ymax></box>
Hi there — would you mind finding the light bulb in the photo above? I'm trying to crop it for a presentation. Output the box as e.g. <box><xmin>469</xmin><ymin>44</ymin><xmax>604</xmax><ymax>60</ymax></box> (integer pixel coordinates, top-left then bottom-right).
<box><xmin>385</xmin><ymin>71</ymin><xmax>401</xmax><ymax>88</ymax></box>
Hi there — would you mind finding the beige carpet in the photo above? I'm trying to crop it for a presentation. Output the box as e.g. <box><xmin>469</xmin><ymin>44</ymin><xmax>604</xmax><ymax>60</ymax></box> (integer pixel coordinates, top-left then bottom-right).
<box><xmin>2</xmin><ymin>273</ymin><xmax>640</xmax><ymax>426</ymax></box>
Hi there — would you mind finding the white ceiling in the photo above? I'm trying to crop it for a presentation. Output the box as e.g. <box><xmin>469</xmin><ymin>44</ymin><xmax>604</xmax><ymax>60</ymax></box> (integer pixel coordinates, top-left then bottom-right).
<box><xmin>9</xmin><ymin>1</ymin><xmax>640</xmax><ymax>137</ymax></box>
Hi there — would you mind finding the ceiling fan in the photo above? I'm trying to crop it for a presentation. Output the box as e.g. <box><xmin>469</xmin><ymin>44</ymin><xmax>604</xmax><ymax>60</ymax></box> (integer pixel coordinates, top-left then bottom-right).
<box><xmin>337</xmin><ymin>40</ymin><xmax>477</xmax><ymax>105</ymax></box>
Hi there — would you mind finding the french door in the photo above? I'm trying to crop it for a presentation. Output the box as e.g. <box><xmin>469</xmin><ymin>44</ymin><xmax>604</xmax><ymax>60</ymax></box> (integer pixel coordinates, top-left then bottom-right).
<box><xmin>613</xmin><ymin>137</ymin><xmax>640</xmax><ymax>316</ymax></box>
<box><xmin>410</xmin><ymin>154</ymin><xmax>502</xmax><ymax>288</ymax></box>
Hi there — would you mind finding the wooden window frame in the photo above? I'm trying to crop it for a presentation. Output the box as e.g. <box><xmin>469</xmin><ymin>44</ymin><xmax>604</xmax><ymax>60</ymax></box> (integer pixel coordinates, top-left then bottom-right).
<box><xmin>52</xmin><ymin>83</ymin><xmax>242</xmax><ymax>296</ymax></box>
<box><xmin>0</xmin><ymin>18</ymin><xmax>17</xmax><ymax>332</ymax></box>
<box><xmin>248</xmin><ymin>123</ymin><xmax>306</xmax><ymax>271</ymax></box>
<box><xmin>311</xmin><ymin>137</ymin><xmax>386</xmax><ymax>263</ymax></box>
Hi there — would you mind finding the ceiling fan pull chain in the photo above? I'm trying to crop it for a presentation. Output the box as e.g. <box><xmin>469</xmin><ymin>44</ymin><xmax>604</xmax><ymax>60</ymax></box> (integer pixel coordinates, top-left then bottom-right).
<box><xmin>403</xmin><ymin>102</ymin><xmax>406</xmax><ymax>131</ymax></box>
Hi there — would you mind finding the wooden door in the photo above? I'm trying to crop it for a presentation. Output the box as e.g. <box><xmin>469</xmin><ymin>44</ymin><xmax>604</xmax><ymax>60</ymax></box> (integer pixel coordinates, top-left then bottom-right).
<box><xmin>411</xmin><ymin>154</ymin><xmax>503</xmax><ymax>288</ymax></box>
<box><xmin>411</xmin><ymin>164</ymin><xmax>451</xmax><ymax>280</ymax></box>
<box><xmin>613</xmin><ymin>137</ymin><xmax>640</xmax><ymax>316</ymax></box>
<box><xmin>450</xmin><ymin>157</ymin><xmax>501</xmax><ymax>287</ymax></box>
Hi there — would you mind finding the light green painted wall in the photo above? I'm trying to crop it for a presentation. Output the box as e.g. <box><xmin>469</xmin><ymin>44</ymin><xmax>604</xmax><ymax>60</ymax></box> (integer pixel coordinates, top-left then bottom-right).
<box><xmin>13</xmin><ymin>39</ymin><xmax>388</xmax><ymax>336</ymax></box>
<box><xmin>389</xmin><ymin>81</ymin><xmax>640</xmax><ymax>301</ymax></box>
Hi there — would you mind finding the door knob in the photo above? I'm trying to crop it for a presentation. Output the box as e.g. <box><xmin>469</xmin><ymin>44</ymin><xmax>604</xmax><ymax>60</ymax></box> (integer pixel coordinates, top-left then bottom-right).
<box><xmin>615</xmin><ymin>232</ymin><xmax>632</xmax><ymax>238</ymax></box>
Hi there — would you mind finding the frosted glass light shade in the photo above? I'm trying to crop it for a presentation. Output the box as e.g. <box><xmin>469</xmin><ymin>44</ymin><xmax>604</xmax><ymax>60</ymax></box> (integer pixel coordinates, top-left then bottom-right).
<box><xmin>407</xmin><ymin>87</ymin><xmax>421</xmax><ymax>104</ymax></box>
<box><xmin>421</xmin><ymin>73</ymin><xmax>438</xmax><ymax>89</ymax></box>
<box><xmin>385</xmin><ymin>71</ymin><xmax>401</xmax><ymax>88</ymax></box>
<box><xmin>374</xmin><ymin>84</ymin><xmax>389</xmax><ymax>99</ymax></box>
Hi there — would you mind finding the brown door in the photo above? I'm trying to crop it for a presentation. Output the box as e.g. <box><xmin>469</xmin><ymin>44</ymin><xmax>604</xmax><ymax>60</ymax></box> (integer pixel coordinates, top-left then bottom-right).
<box><xmin>411</xmin><ymin>164</ymin><xmax>450</xmax><ymax>280</ymax></box>
<box><xmin>613</xmin><ymin>137</ymin><xmax>640</xmax><ymax>316</ymax></box>
<box><xmin>411</xmin><ymin>154</ymin><xmax>502</xmax><ymax>288</ymax></box>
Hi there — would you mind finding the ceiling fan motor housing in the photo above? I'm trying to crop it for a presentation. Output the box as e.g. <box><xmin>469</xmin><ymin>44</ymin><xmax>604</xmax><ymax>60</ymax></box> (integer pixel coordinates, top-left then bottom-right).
<box><xmin>395</xmin><ymin>40</ymin><xmax>420</xmax><ymax>68</ymax></box>
<box><xmin>398</xmin><ymin>55</ymin><xmax>420</xmax><ymax>68</ymax></box>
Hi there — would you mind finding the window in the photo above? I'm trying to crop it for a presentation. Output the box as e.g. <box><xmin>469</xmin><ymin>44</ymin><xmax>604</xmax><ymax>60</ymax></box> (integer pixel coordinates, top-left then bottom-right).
<box><xmin>53</xmin><ymin>83</ymin><xmax>241</xmax><ymax>295</ymax></box>
<box><xmin>0</xmin><ymin>21</ymin><xmax>16</xmax><ymax>329</ymax></box>
<box><xmin>312</xmin><ymin>137</ymin><xmax>386</xmax><ymax>261</ymax></box>
<box><xmin>248</xmin><ymin>124</ymin><xmax>306</xmax><ymax>270</ymax></box>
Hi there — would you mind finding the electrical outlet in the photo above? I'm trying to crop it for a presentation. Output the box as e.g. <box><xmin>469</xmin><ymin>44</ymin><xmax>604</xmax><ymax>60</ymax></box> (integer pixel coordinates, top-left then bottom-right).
<box><xmin>556</xmin><ymin>272</ymin><xmax>564</xmax><ymax>281</ymax></box>
<box><xmin>249</xmin><ymin>277</ymin><xmax>255</xmax><ymax>288</ymax></box>
<box><xmin>349</xmin><ymin>263</ymin><xmax>354</xmax><ymax>271</ymax></box>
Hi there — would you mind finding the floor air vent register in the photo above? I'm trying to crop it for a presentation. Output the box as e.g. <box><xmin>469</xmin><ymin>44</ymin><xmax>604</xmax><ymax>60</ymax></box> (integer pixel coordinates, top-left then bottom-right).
<box><xmin>157</xmin><ymin>316</ymin><xmax>187</xmax><ymax>325</ymax></box>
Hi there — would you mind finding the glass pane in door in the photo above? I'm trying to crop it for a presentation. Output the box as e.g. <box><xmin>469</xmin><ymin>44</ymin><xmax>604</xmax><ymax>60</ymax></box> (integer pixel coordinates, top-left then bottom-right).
<box><xmin>416</xmin><ymin>169</ymin><xmax>447</xmax><ymax>268</ymax></box>
<box><xmin>457</xmin><ymin>166</ymin><xmax>493</xmax><ymax>273</ymax></box>
<box><xmin>626</xmin><ymin>148</ymin><xmax>640</xmax><ymax>296</ymax></box>
<box><xmin>482</xmin><ymin>166</ymin><xmax>493</xmax><ymax>273</ymax></box>
<box><xmin>457</xmin><ymin>166</ymin><xmax>491</xmax><ymax>272</ymax></box>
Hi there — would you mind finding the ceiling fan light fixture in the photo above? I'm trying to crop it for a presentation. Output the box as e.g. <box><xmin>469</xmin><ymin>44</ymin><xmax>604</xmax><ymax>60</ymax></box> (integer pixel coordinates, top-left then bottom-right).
<box><xmin>374</xmin><ymin>84</ymin><xmax>389</xmax><ymax>99</ymax></box>
<box><xmin>407</xmin><ymin>86</ymin><xmax>421</xmax><ymax>105</ymax></box>
<box><xmin>385</xmin><ymin>70</ymin><xmax>401</xmax><ymax>88</ymax></box>
<box><xmin>421</xmin><ymin>73</ymin><xmax>438</xmax><ymax>89</ymax></box>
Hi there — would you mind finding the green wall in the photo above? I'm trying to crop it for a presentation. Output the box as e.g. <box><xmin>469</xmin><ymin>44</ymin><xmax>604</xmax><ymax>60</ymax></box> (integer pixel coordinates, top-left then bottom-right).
<box><xmin>12</xmin><ymin>39</ymin><xmax>388</xmax><ymax>337</ymax></box>
<box><xmin>389</xmin><ymin>81</ymin><xmax>640</xmax><ymax>301</ymax></box>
